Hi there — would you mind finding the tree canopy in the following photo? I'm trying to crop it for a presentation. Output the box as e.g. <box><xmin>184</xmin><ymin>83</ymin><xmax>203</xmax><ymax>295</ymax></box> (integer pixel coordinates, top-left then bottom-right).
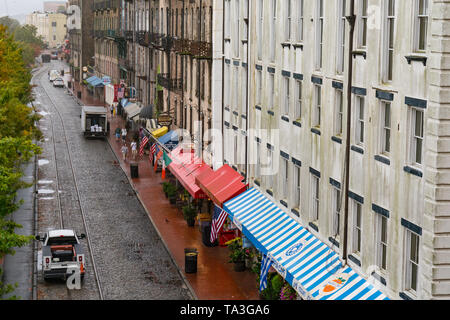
<box><xmin>0</xmin><ymin>22</ymin><xmax>41</xmax><ymax>299</ymax></box>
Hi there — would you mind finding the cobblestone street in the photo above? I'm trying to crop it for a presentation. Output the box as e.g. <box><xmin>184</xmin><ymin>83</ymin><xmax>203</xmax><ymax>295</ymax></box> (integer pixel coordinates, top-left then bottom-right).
<box><xmin>33</xmin><ymin>61</ymin><xmax>192</xmax><ymax>300</ymax></box>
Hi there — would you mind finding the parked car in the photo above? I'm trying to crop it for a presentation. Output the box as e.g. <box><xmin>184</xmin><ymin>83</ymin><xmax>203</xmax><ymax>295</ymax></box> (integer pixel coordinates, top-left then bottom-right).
<box><xmin>53</xmin><ymin>78</ymin><xmax>65</xmax><ymax>88</ymax></box>
<box><xmin>35</xmin><ymin>229</ymin><xmax>86</xmax><ymax>281</ymax></box>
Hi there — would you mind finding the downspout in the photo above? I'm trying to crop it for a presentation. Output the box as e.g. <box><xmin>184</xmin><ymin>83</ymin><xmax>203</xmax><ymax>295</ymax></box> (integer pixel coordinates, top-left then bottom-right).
<box><xmin>244</xmin><ymin>0</ymin><xmax>250</xmax><ymax>183</ymax></box>
<box><xmin>221</xmin><ymin>0</ymin><xmax>225</xmax><ymax>169</ymax></box>
<box><xmin>198</xmin><ymin>0</ymin><xmax>203</xmax><ymax>158</ymax></box>
<box><xmin>342</xmin><ymin>0</ymin><xmax>356</xmax><ymax>266</ymax></box>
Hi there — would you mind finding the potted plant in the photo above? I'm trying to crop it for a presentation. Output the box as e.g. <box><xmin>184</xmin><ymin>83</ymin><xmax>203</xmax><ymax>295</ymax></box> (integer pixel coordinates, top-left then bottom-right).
<box><xmin>225</xmin><ymin>237</ymin><xmax>248</xmax><ymax>272</ymax></box>
<box><xmin>162</xmin><ymin>182</ymin><xmax>170</xmax><ymax>198</ymax></box>
<box><xmin>166</xmin><ymin>183</ymin><xmax>177</xmax><ymax>204</ymax></box>
<box><xmin>182</xmin><ymin>204</ymin><xmax>197</xmax><ymax>227</ymax></box>
<box><xmin>280</xmin><ymin>282</ymin><xmax>298</xmax><ymax>300</ymax></box>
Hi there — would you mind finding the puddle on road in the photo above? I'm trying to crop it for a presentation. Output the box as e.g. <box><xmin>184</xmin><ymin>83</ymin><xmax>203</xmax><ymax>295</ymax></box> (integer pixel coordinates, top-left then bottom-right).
<box><xmin>37</xmin><ymin>110</ymin><xmax>50</xmax><ymax>116</ymax></box>
<box><xmin>38</xmin><ymin>159</ymin><xmax>49</xmax><ymax>166</ymax></box>
<box><xmin>39</xmin><ymin>197</ymin><xmax>54</xmax><ymax>200</ymax></box>
<box><xmin>38</xmin><ymin>189</ymin><xmax>54</xmax><ymax>194</ymax></box>
<box><xmin>38</xmin><ymin>180</ymin><xmax>53</xmax><ymax>184</ymax></box>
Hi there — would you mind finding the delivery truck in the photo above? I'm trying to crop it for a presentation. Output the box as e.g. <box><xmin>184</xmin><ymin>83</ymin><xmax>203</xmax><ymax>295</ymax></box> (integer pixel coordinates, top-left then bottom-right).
<box><xmin>81</xmin><ymin>106</ymin><xmax>109</xmax><ymax>138</ymax></box>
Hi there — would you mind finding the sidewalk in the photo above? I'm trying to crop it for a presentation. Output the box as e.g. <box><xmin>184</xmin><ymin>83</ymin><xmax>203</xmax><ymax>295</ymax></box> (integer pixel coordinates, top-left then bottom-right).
<box><xmin>107</xmin><ymin>114</ymin><xmax>260</xmax><ymax>300</ymax></box>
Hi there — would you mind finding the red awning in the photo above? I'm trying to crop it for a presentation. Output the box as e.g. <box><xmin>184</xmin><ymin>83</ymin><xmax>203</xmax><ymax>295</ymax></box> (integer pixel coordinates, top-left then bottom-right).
<box><xmin>195</xmin><ymin>164</ymin><xmax>247</xmax><ymax>208</ymax></box>
<box><xmin>168</xmin><ymin>146</ymin><xmax>213</xmax><ymax>199</ymax></box>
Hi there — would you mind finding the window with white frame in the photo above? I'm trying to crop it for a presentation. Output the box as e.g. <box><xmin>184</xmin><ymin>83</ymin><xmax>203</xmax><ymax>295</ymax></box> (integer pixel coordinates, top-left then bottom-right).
<box><xmin>313</xmin><ymin>85</ymin><xmax>321</xmax><ymax>127</ymax></box>
<box><xmin>311</xmin><ymin>175</ymin><xmax>320</xmax><ymax>221</ymax></box>
<box><xmin>283</xmin><ymin>77</ymin><xmax>290</xmax><ymax>115</ymax></box>
<box><xmin>375</xmin><ymin>214</ymin><xmax>388</xmax><ymax>271</ymax></box>
<box><xmin>225</xmin><ymin>0</ymin><xmax>231</xmax><ymax>38</ymax></box>
<box><xmin>414</xmin><ymin>0</ymin><xmax>428</xmax><ymax>52</ymax></box>
<box><xmin>355</xmin><ymin>95</ymin><xmax>365</xmax><ymax>145</ymax></box>
<box><xmin>293</xmin><ymin>164</ymin><xmax>301</xmax><ymax>209</ymax></box>
<box><xmin>270</xmin><ymin>0</ymin><xmax>276</xmax><ymax>62</ymax></box>
<box><xmin>332</xmin><ymin>185</ymin><xmax>341</xmax><ymax>237</ymax></box>
<box><xmin>352</xmin><ymin>201</ymin><xmax>362</xmax><ymax>255</ymax></box>
<box><xmin>256</xmin><ymin>70</ymin><xmax>262</xmax><ymax>106</ymax></box>
<box><xmin>335</xmin><ymin>89</ymin><xmax>344</xmax><ymax>136</ymax></box>
<box><xmin>409</xmin><ymin>107</ymin><xmax>424</xmax><ymax>165</ymax></box>
<box><xmin>267</xmin><ymin>148</ymin><xmax>274</xmax><ymax>189</ymax></box>
<box><xmin>233</xmin><ymin>66</ymin><xmax>239</xmax><ymax>112</ymax></box>
<box><xmin>268</xmin><ymin>73</ymin><xmax>274</xmax><ymax>110</ymax></box>
<box><xmin>285</xmin><ymin>0</ymin><xmax>292</xmax><ymax>41</ymax></box>
<box><xmin>336</xmin><ymin>0</ymin><xmax>346</xmax><ymax>74</ymax></box>
<box><xmin>242</xmin><ymin>68</ymin><xmax>248</xmax><ymax>115</ymax></box>
<box><xmin>296</xmin><ymin>0</ymin><xmax>304</xmax><ymax>42</ymax></box>
<box><xmin>255</xmin><ymin>140</ymin><xmax>261</xmax><ymax>181</ymax></box>
<box><xmin>383</xmin><ymin>0</ymin><xmax>395</xmax><ymax>81</ymax></box>
<box><xmin>357</xmin><ymin>0</ymin><xmax>368</xmax><ymax>48</ymax></box>
<box><xmin>234</xmin><ymin>0</ymin><xmax>240</xmax><ymax>57</ymax></box>
<box><xmin>295</xmin><ymin>80</ymin><xmax>302</xmax><ymax>120</ymax></box>
<box><xmin>224</xmin><ymin>64</ymin><xmax>230</xmax><ymax>108</ymax></box>
<box><xmin>381</xmin><ymin>101</ymin><xmax>391</xmax><ymax>155</ymax></box>
<box><xmin>234</xmin><ymin>133</ymin><xmax>238</xmax><ymax>165</ymax></box>
<box><xmin>404</xmin><ymin>229</ymin><xmax>420</xmax><ymax>293</ymax></box>
<box><xmin>257</xmin><ymin>0</ymin><xmax>263</xmax><ymax>60</ymax></box>
<box><xmin>315</xmin><ymin>0</ymin><xmax>324</xmax><ymax>70</ymax></box>
<box><xmin>280</xmin><ymin>157</ymin><xmax>289</xmax><ymax>199</ymax></box>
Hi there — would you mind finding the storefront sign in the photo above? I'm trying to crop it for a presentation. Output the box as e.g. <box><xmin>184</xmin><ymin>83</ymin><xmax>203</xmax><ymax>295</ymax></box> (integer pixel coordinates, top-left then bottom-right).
<box><xmin>158</xmin><ymin>114</ymin><xmax>173</xmax><ymax>126</ymax></box>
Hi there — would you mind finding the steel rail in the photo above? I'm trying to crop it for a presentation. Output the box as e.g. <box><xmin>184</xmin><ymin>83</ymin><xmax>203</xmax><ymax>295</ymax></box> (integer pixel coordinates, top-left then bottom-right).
<box><xmin>35</xmin><ymin>66</ymin><xmax>104</xmax><ymax>300</ymax></box>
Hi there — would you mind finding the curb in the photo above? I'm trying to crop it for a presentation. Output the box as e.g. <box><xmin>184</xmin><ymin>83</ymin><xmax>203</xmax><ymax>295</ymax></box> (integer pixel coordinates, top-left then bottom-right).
<box><xmin>105</xmin><ymin>132</ymin><xmax>198</xmax><ymax>301</ymax></box>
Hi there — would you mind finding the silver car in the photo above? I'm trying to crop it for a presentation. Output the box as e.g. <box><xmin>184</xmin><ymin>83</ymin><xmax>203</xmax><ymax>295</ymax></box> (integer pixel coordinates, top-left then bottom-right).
<box><xmin>53</xmin><ymin>78</ymin><xmax>65</xmax><ymax>88</ymax></box>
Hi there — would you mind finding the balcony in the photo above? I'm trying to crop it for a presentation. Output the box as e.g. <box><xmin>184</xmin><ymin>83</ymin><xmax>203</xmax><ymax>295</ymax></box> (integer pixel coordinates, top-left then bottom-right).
<box><xmin>125</xmin><ymin>30</ymin><xmax>133</xmax><ymax>41</ymax></box>
<box><xmin>173</xmin><ymin>38</ymin><xmax>212</xmax><ymax>59</ymax></box>
<box><xmin>119</xmin><ymin>57</ymin><xmax>133</xmax><ymax>72</ymax></box>
<box><xmin>157</xmin><ymin>73</ymin><xmax>182</xmax><ymax>94</ymax></box>
<box><xmin>93</xmin><ymin>0</ymin><xmax>120</xmax><ymax>11</ymax></box>
<box><xmin>137</xmin><ymin>31</ymin><xmax>150</xmax><ymax>47</ymax></box>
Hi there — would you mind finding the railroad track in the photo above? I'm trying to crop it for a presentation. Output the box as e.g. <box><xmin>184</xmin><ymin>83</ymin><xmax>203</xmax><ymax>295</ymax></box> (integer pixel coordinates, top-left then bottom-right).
<box><xmin>32</xmin><ymin>65</ymin><xmax>104</xmax><ymax>300</ymax></box>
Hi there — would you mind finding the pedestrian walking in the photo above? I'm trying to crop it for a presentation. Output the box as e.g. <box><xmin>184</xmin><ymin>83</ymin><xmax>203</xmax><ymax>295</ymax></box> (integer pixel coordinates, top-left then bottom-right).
<box><xmin>110</xmin><ymin>105</ymin><xmax>114</xmax><ymax>117</ymax></box>
<box><xmin>115</xmin><ymin>127</ymin><xmax>121</xmax><ymax>142</ymax></box>
<box><xmin>121</xmin><ymin>127</ymin><xmax>127</xmax><ymax>143</ymax></box>
<box><xmin>121</xmin><ymin>143</ymin><xmax>128</xmax><ymax>161</ymax></box>
<box><xmin>131</xmin><ymin>140</ymin><xmax>137</xmax><ymax>160</ymax></box>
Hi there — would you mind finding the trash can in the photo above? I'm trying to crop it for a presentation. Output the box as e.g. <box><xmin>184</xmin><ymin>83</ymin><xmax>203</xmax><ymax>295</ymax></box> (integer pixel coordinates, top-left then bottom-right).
<box><xmin>201</xmin><ymin>223</ymin><xmax>216</xmax><ymax>247</ymax></box>
<box><xmin>184</xmin><ymin>248</ymin><xmax>198</xmax><ymax>274</ymax></box>
<box><xmin>130</xmin><ymin>163</ymin><xmax>139</xmax><ymax>178</ymax></box>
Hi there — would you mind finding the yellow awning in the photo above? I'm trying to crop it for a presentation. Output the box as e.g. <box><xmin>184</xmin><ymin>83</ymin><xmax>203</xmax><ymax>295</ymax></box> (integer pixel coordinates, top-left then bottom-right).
<box><xmin>151</xmin><ymin>126</ymin><xmax>168</xmax><ymax>138</ymax></box>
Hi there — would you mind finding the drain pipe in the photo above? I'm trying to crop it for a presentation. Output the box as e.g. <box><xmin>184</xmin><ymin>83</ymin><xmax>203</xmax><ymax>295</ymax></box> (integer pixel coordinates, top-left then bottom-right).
<box><xmin>342</xmin><ymin>0</ymin><xmax>355</xmax><ymax>266</ymax></box>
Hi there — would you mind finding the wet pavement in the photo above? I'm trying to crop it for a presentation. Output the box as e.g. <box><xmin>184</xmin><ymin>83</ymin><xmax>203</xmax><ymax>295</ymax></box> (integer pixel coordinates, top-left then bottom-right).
<box><xmin>30</xmin><ymin>61</ymin><xmax>192</xmax><ymax>300</ymax></box>
<box><xmin>107</xmin><ymin>109</ymin><xmax>260</xmax><ymax>300</ymax></box>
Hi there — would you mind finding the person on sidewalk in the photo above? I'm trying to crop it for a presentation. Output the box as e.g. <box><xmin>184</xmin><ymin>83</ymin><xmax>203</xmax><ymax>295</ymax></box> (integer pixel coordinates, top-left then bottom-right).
<box><xmin>131</xmin><ymin>140</ymin><xmax>137</xmax><ymax>160</ymax></box>
<box><xmin>121</xmin><ymin>143</ymin><xmax>128</xmax><ymax>162</ymax></box>
<box><xmin>115</xmin><ymin>127</ymin><xmax>121</xmax><ymax>142</ymax></box>
<box><xmin>110</xmin><ymin>105</ymin><xmax>114</xmax><ymax>117</ymax></box>
<box><xmin>121</xmin><ymin>127</ymin><xmax>127</xmax><ymax>143</ymax></box>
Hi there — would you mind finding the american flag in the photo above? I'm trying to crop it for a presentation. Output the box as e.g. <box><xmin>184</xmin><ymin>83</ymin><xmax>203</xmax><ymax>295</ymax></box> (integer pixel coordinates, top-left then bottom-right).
<box><xmin>150</xmin><ymin>143</ymin><xmax>156</xmax><ymax>163</ymax></box>
<box><xmin>210</xmin><ymin>204</ymin><xmax>228</xmax><ymax>244</ymax></box>
<box><xmin>260</xmin><ymin>254</ymin><xmax>273</xmax><ymax>292</ymax></box>
<box><xmin>139</xmin><ymin>136</ymin><xmax>149</xmax><ymax>156</ymax></box>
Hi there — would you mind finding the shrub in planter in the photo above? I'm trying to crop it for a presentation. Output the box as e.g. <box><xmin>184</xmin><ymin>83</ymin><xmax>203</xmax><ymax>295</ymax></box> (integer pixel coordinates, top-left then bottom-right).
<box><xmin>225</xmin><ymin>237</ymin><xmax>250</xmax><ymax>272</ymax></box>
<box><xmin>280</xmin><ymin>282</ymin><xmax>298</xmax><ymax>300</ymax></box>
<box><xmin>260</xmin><ymin>273</ymin><xmax>284</xmax><ymax>300</ymax></box>
<box><xmin>182</xmin><ymin>204</ymin><xmax>197</xmax><ymax>227</ymax></box>
<box><xmin>162</xmin><ymin>182</ymin><xmax>170</xmax><ymax>197</ymax></box>
<box><xmin>166</xmin><ymin>183</ymin><xmax>177</xmax><ymax>204</ymax></box>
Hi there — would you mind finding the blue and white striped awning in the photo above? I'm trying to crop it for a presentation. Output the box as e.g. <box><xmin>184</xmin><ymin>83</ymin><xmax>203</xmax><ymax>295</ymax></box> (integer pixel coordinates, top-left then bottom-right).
<box><xmin>223</xmin><ymin>188</ymin><xmax>389</xmax><ymax>300</ymax></box>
